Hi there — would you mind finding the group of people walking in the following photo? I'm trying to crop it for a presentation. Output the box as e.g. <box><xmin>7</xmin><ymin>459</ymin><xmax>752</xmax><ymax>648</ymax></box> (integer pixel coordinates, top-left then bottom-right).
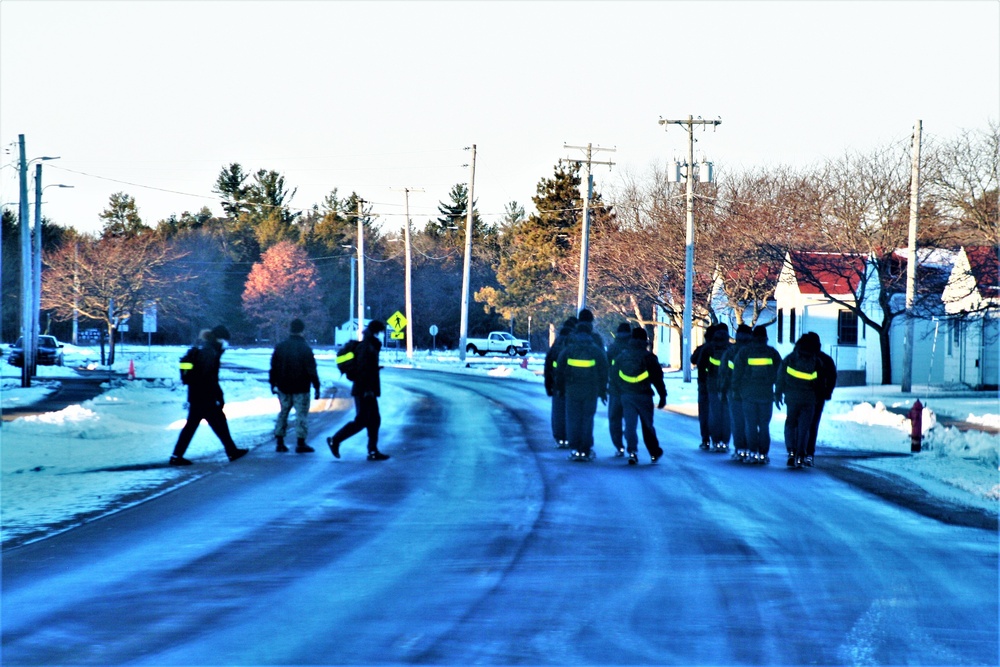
<box><xmin>169</xmin><ymin>317</ymin><xmax>388</xmax><ymax>466</ymax></box>
<box><xmin>544</xmin><ymin>309</ymin><xmax>667</xmax><ymax>465</ymax></box>
<box><xmin>693</xmin><ymin>323</ymin><xmax>836</xmax><ymax>468</ymax></box>
<box><xmin>169</xmin><ymin>310</ymin><xmax>834</xmax><ymax>472</ymax></box>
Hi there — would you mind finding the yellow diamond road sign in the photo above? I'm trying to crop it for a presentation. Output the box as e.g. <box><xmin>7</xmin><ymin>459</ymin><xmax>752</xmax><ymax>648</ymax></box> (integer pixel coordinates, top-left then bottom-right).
<box><xmin>388</xmin><ymin>310</ymin><xmax>407</xmax><ymax>333</ymax></box>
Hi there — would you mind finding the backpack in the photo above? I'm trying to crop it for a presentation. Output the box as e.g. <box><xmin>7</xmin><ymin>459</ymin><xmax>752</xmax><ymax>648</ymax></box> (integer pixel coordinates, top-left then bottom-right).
<box><xmin>179</xmin><ymin>346</ymin><xmax>199</xmax><ymax>385</ymax></box>
<box><xmin>336</xmin><ymin>339</ymin><xmax>361</xmax><ymax>381</ymax></box>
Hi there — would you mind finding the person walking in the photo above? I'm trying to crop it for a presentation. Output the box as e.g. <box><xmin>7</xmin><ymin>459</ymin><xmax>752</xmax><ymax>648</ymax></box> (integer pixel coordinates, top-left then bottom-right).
<box><xmin>731</xmin><ymin>325</ymin><xmax>782</xmax><ymax>465</ymax></box>
<box><xmin>556</xmin><ymin>321</ymin><xmax>609</xmax><ymax>462</ymax></box>
<box><xmin>326</xmin><ymin>320</ymin><xmax>390</xmax><ymax>461</ymax></box>
<box><xmin>606</xmin><ymin>322</ymin><xmax>634</xmax><ymax>457</ymax></box>
<box><xmin>775</xmin><ymin>334</ymin><xmax>822</xmax><ymax>468</ymax></box>
<box><xmin>692</xmin><ymin>324</ymin><xmax>719</xmax><ymax>450</ymax></box>
<box><xmin>269</xmin><ymin>318</ymin><xmax>321</xmax><ymax>453</ymax></box>
<box><xmin>806</xmin><ymin>332</ymin><xmax>837</xmax><ymax>466</ymax></box>
<box><xmin>169</xmin><ymin>325</ymin><xmax>249</xmax><ymax>466</ymax></box>
<box><xmin>720</xmin><ymin>324</ymin><xmax>753</xmax><ymax>461</ymax></box>
<box><xmin>544</xmin><ymin>318</ymin><xmax>576</xmax><ymax>449</ymax></box>
<box><xmin>697</xmin><ymin>324</ymin><xmax>731</xmax><ymax>452</ymax></box>
<box><xmin>611</xmin><ymin>327</ymin><xmax>667</xmax><ymax>465</ymax></box>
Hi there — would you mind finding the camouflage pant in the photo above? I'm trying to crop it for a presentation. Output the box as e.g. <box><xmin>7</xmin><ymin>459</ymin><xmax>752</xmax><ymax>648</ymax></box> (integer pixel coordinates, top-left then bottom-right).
<box><xmin>275</xmin><ymin>391</ymin><xmax>311</xmax><ymax>440</ymax></box>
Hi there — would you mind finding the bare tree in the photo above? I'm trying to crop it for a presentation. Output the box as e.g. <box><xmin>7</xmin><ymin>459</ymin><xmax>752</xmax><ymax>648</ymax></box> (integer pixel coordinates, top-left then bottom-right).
<box><xmin>42</xmin><ymin>234</ymin><xmax>188</xmax><ymax>364</ymax></box>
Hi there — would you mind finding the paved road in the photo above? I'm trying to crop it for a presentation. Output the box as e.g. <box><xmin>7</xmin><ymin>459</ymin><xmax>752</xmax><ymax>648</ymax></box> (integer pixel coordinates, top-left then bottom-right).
<box><xmin>2</xmin><ymin>369</ymin><xmax>997</xmax><ymax>665</ymax></box>
<box><xmin>1</xmin><ymin>370</ymin><xmax>122</xmax><ymax>421</ymax></box>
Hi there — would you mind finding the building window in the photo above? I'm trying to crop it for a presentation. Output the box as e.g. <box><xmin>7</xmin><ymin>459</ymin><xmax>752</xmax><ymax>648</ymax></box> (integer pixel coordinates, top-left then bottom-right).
<box><xmin>777</xmin><ymin>309</ymin><xmax>784</xmax><ymax>343</ymax></box>
<box><xmin>838</xmin><ymin>310</ymin><xmax>859</xmax><ymax>345</ymax></box>
<box><xmin>790</xmin><ymin>309</ymin><xmax>797</xmax><ymax>342</ymax></box>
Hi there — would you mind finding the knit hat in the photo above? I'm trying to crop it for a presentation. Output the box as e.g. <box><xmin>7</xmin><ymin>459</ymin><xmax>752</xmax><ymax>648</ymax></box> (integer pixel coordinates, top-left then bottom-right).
<box><xmin>712</xmin><ymin>324</ymin><xmax>730</xmax><ymax>342</ymax></box>
<box><xmin>752</xmin><ymin>325</ymin><xmax>768</xmax><ymax>340</ymax></box>
<box><xmin>210</xmin><ymin>325</ymin><xmax>231</xmax><ymax>341</ymax></box>
<box><xmin>736</xmin><ymin>324</ymin><xmax>752</xmax><ymax>336</ymax></box>
<box><xmin>631</xmin><ymin>327</ymin><xmax>648</xmax><ymax>341</ymax></box>
<box><xmin>290</xmin><ymin>318</ymin><xmax>305</xmax><ymax>334</ymax></box>
<box><xmin>617</xmin><ymin>322</ymin><xmax>631</xmax><ymax>334</ymax></box>
<box><xmin>578</xmin><ymin>308</ymin><xmax>595</xmax><ymax>323</ymax></box>
<box><xmin>368</xmin><ymin>320</ymin><xmax>386</xmax><ymax>334</ymax></box>
<box><xmin>563</xmin><ymin>317</ymin><xmax>578</xmax><ymax>330</ymax></box>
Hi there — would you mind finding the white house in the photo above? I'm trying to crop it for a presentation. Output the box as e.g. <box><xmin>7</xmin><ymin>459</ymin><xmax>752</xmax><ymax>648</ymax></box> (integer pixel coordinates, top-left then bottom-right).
<box><xmin>773</xmin><ymin>251</ymin><xmax>870</xmax><ymax>385</ymax></box>
<box><xmin>942</xmin><ymin>246</ymin><xmax>999</xmax><ymax>389</ymax></box>
<box><xmin>332</xmin><ymin>318</ymin><xmax>372</xmax><ymax>346</ymax></box>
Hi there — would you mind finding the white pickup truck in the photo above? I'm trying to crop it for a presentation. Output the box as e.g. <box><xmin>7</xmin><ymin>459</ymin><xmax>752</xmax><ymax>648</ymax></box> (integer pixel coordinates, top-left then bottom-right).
<box><xmin>465</xmin><ymin>331</ymin><xmax>531</xmax><ymax>357</ymax></box>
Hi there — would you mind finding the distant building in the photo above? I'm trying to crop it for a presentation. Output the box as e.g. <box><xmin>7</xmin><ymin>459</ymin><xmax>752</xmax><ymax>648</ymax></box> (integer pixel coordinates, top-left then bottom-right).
<box><xmin>942</xmin><ymin>246</ymin><xmax>999</xmax><ymax>389</ymax></box>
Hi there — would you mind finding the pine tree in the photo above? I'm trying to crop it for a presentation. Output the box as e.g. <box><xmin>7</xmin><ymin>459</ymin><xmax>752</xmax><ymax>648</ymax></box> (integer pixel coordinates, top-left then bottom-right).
<box><xmin>242</xmin><ymin>241</ymin><xmax>324</xmax><ymax>341</ymax></box>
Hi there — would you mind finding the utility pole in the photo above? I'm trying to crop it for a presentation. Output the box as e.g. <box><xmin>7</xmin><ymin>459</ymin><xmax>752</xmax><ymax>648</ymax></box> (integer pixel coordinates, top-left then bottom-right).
<box><xmin>561</xmin><ymin>143</ymin><xmax>615</xmax><ymax>312</ymax></box>
<box><xmin>392</xmin><ymin>187</ymin><xmax>423</xmax><ymax>360</ymax></box>
<box><xmin>356</xmin><ymin>197</ymin><xmax>366</xmax><ymax>341</ymax></box>
<box><xmin>902</xmin><ymin>120</ymin><xmax>922</xmax><ymax>393</ymax></box>
<box><xmin>31</xmin><ymin>163</ymin><xmax>42</xmax><ymax>378</ymax></box>
<box><xmin>459</xmin><ymin>144</ymin><xmax>476</xmax><ymax>363</ymax></box>
<box><xmin>18</xmin><ymin>135</ymin><xmax>31</xmax><ymax>388</ymax></box>
<box><xmin>658</xmin><ymin>115</ymin><xmax>721</xmax><ymax>383</ymax></box>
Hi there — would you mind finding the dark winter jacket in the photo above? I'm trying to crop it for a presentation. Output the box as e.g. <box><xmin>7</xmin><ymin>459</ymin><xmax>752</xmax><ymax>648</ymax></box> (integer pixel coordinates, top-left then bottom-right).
<box><xmin>186</xmin><ymin>340</ymin><xmax>225</xmax><ymax>406</ymax></box>
<box><xmin>775</xmin><ymin>346</ymin><xmax>822</xmax><ymax>405</ymax></box>
<box><xmin>817</xmin><ymin>351</ymin><xmax>837</xmax><ymax>402</ymax></box>
<box><xmin>544</xmin><ymin>328</ymin><xmax>573</xmax><ymax>396</ymax></box>
<box><xmin>611</xmin><ymin>338</ymin><xmax>667</xmax><ymax>399</ymax></box>
<box><xmin>605</xmin><ymin>331</ymin><xmax>632</xmax><ymax>396</ymax></box>
<box><xmin>731</xmin><ymin>338</ymin><xmax>783</xmax><ymax>403</ymax></box>
<box><xmin>697</xmin><ymin>331</ymin><xmax>731</xmax><ymax>393</ymax></box>
<box><xmin>269</xmin><ymin>333</ymin><xmax>320</xmax><ymax>395</ymax></box>
<box><xmin>351</xmin><ymin>331</ymin><xmax>382</xmax><ymax>398</ymax></box>
<box><xmin>555</xmin><ymin>328</ymin><xmax>608</xmax><ymax>401</ymax></box>
<box><xmin>720</xmin><ymin>328</ymin><xmax>752</xmax><ymax>398</ymax></box>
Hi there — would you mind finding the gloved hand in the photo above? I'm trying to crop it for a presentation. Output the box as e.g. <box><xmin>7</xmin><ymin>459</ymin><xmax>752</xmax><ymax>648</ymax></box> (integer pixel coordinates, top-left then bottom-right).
<box><xmin>314</xmin><ymin>388</ymin><xmax>320</xmax><ymax>400</ymax></box>
<box><xmin>657</xmin><ymin>394</ymin><xmax>667</xmax><ymax>409</ymax></box>
<box><xmin>217</xmin><ymin>400</ymin><xmax>225</xmax><ymax>410</ymax></box>
<box><xmin>271</xmin><ymin>385</ymin><xmax>278</xmax><ymax>395</ymax></box>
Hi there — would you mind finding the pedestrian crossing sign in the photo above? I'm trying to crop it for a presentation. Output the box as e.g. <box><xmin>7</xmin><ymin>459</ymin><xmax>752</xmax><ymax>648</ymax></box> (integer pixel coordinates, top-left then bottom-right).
<box><xmin>388</xmin><ymin>310</ymin><xmax>407</xmax><ymax>333</ymax></box>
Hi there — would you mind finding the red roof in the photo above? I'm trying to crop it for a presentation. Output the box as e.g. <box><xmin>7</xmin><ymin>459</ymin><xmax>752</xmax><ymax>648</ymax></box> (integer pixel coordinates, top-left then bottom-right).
<box><xmin>787</xmin><ymin>251</ymin><xmax>866</xmax><ymax>295</ymax></box>
<box><xmin>964</xmin><ymin>246</ymin><xmax>999</xmax><ymax>300</ymax></box>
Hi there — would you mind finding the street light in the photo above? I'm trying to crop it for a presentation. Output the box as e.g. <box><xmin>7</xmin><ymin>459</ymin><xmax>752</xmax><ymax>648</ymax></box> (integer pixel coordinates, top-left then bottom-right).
<box><xmin>30</xmin><ymin>170</ymin><xmax>72</xmax><ymax>376</ymax></box>
<box><xmin>16</xmin><ymin>133</ymin><xmax>59</xmax><ymax>387</ymax></box>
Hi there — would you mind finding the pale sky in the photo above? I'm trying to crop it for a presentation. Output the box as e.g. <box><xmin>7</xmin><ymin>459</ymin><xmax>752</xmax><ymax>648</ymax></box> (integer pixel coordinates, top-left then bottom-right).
<box><xmin>2</xmin><ymin>0</ymin><xmax>998</xmax><ymax>236</ymax></box>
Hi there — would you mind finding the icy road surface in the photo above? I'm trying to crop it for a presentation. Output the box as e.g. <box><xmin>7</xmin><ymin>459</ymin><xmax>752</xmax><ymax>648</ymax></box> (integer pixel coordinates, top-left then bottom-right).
<box><xmin>2</xmin><ymin>368</ymin><xmax>997</xmax><ymax>665</ymax></box>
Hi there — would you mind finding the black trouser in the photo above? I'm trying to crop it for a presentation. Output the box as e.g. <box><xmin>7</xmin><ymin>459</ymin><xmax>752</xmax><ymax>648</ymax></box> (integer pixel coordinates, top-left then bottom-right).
<box><xmin>551</xmin><ymin>393</ymin><xmax>567</xmax><ymax>443</ymax></box>
<box><xmin>807</xmin><ymin>399</ymin><xmax>826</xmax><ymax>457</ymax></box>
<box><xmin>172</xmin><ymin>400</ymin><xmax>240</xmax><ymax>458</ymax></box>
<box><xmin>332</xmin><ymin>393</ymin><xmax>381</xmax><ymax>452</ymax></box>
<box><xmin>784</xmin><ymin>400</ymin><xmax>816</xmax><ymax>458</ymax></box>
<box><xmin>707</xmin><ymin>389</ymin><xmax>730</xmax><ymax>445</ymax></box>
<box><xmin>729</xmin><ymin>396</ymin><xmax>747</xmax><ymax>451</ymax></box>
<box><xmin>697</xmin><ymin>383</ymin><xmax>710</xmax><ymax>444</ymax></box>
<box><xmin>607</xmin><ymin>392</ymin><xmax>624</xmax><ymax>450</ymax></box>
<box><xmin>621</xmin><ymin>393</ymin><xmax>662</xmax><ymax>458</ymax></box>
<box><xmin>565</xmin><ymin>393</ymin><xmax>598</xmax><ymax>454</ymax></box>
<box><xmin>743</xmin><ymin>399</ymin><xmax>773</xmax><ymax>456</ymax></box>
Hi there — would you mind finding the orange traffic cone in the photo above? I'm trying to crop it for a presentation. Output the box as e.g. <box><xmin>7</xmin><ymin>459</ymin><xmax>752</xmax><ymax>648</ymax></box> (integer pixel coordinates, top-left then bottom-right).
<box><xmin>128</xmin><ymin>359</ymin><xmax>136</xmax><ymax>380</ymax></box>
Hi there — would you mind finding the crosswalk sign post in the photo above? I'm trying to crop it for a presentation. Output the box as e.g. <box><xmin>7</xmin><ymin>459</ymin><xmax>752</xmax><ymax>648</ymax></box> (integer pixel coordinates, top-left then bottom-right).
<box><xmin>388</xmin><ymin>310</ymin><xmax>407</xmax><ymax>342</ymax></box>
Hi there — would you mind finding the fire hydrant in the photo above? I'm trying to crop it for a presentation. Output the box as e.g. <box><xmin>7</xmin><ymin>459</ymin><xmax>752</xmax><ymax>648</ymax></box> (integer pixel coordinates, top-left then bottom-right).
<box><xmin>907</xmin><ymin>399</ymin><xmax>923</xmax><ymax>453</ymax></box>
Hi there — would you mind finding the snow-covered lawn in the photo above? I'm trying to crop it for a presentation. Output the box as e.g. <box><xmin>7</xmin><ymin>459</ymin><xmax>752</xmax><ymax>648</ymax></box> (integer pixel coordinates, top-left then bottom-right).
<box><xmin>1</xmin><ymin>342</ymin><xmax>997</xmax><ymax>547</ymax></box>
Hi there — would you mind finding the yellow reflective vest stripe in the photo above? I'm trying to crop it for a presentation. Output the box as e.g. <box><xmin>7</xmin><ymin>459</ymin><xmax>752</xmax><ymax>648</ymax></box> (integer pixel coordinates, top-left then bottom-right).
<box><xmin>567</xmin><ymin>358</ymin><xmax>596</xmax><ymax>368</ymax></box>
<box><xmin>747</xmin><ymin>357</ymin><xmax>773</xmax><ymax>366</ymax></box>
<box><xmin>709</xmin><ymin>356</ymin><xmax>722</xmax><ymax>367</ymax></box>
<box><xmin>336</xmin><ymin>351</ymin><xmax>355</xmax><ymax>365</ymax></box>
<box><xmin>618</xmin><ymin>369</ymin><xmax>649</xmax><ymax>383</ymax></box>
<box><xmin>786</xmin><ymin>366</ymin><xmax>818</xmax><ymax>381</ymax></box>
<box><xmin>727</xmin><ymin>360</ymin><xmax>735</xmax><ymax>370</ymax></box>
<box><xmin>179</xmin><ymin>362</ymin><xmax>194</xmax><ymax>371</ymax></box>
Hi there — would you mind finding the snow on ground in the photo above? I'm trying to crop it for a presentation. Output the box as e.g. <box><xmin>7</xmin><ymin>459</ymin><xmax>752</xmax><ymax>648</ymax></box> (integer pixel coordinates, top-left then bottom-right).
<box><xmin>1</xmin><ymin>341</ymin><xmax>997</xmax><ymax>546</ymax></box>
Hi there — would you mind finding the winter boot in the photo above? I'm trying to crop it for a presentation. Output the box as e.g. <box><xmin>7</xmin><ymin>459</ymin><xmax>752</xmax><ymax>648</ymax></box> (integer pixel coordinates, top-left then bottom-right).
<box><xmin>276</xmin><ymin>436</ymin><xmax>289</xmax><ymax>452</ymax></box>
<box><xmin>296</xmin><ymin>438</ymin><xmax>315</xmax><ymax>453</ymax></box>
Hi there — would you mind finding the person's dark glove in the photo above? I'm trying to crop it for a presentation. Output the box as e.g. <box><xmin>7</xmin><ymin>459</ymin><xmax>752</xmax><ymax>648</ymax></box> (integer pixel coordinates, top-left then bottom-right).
<box><xmin>314</xmin><ymin>388</ymin><xmax>320</xmax><ymax>400</ymax></box>
<box><xmin>657</xmin><ymin>393</ymin><xmax>667</xmax><ymax>409</ymax></box>
<box><xmin>545</xmin><ymin>388</ymin><xmax>553</xmax><ymax>397</ymax></box>
<box><xmin>217</xmin><ymin>400</ymin><xmax>225</xmax><ymax>410</ymax></box>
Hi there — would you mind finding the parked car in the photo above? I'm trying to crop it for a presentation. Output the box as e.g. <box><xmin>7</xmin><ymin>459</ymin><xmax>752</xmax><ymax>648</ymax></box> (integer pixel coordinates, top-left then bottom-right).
<box><xmin>465</xmin><ymin>331</ymin><xmax>531</xmax><ymax>357</ymax></box>
<box><xmin>7</xmin><ymin>336</ymin><xmax>65</xmax><ymax>367</ymax></box>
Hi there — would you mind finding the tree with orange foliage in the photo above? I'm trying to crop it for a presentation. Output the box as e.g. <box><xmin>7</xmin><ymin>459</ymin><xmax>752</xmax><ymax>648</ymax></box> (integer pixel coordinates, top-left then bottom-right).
<box><xmin>242</xmin><ymin>241</ymin><xmax>325</xmax><ymax>342</ymax></box>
